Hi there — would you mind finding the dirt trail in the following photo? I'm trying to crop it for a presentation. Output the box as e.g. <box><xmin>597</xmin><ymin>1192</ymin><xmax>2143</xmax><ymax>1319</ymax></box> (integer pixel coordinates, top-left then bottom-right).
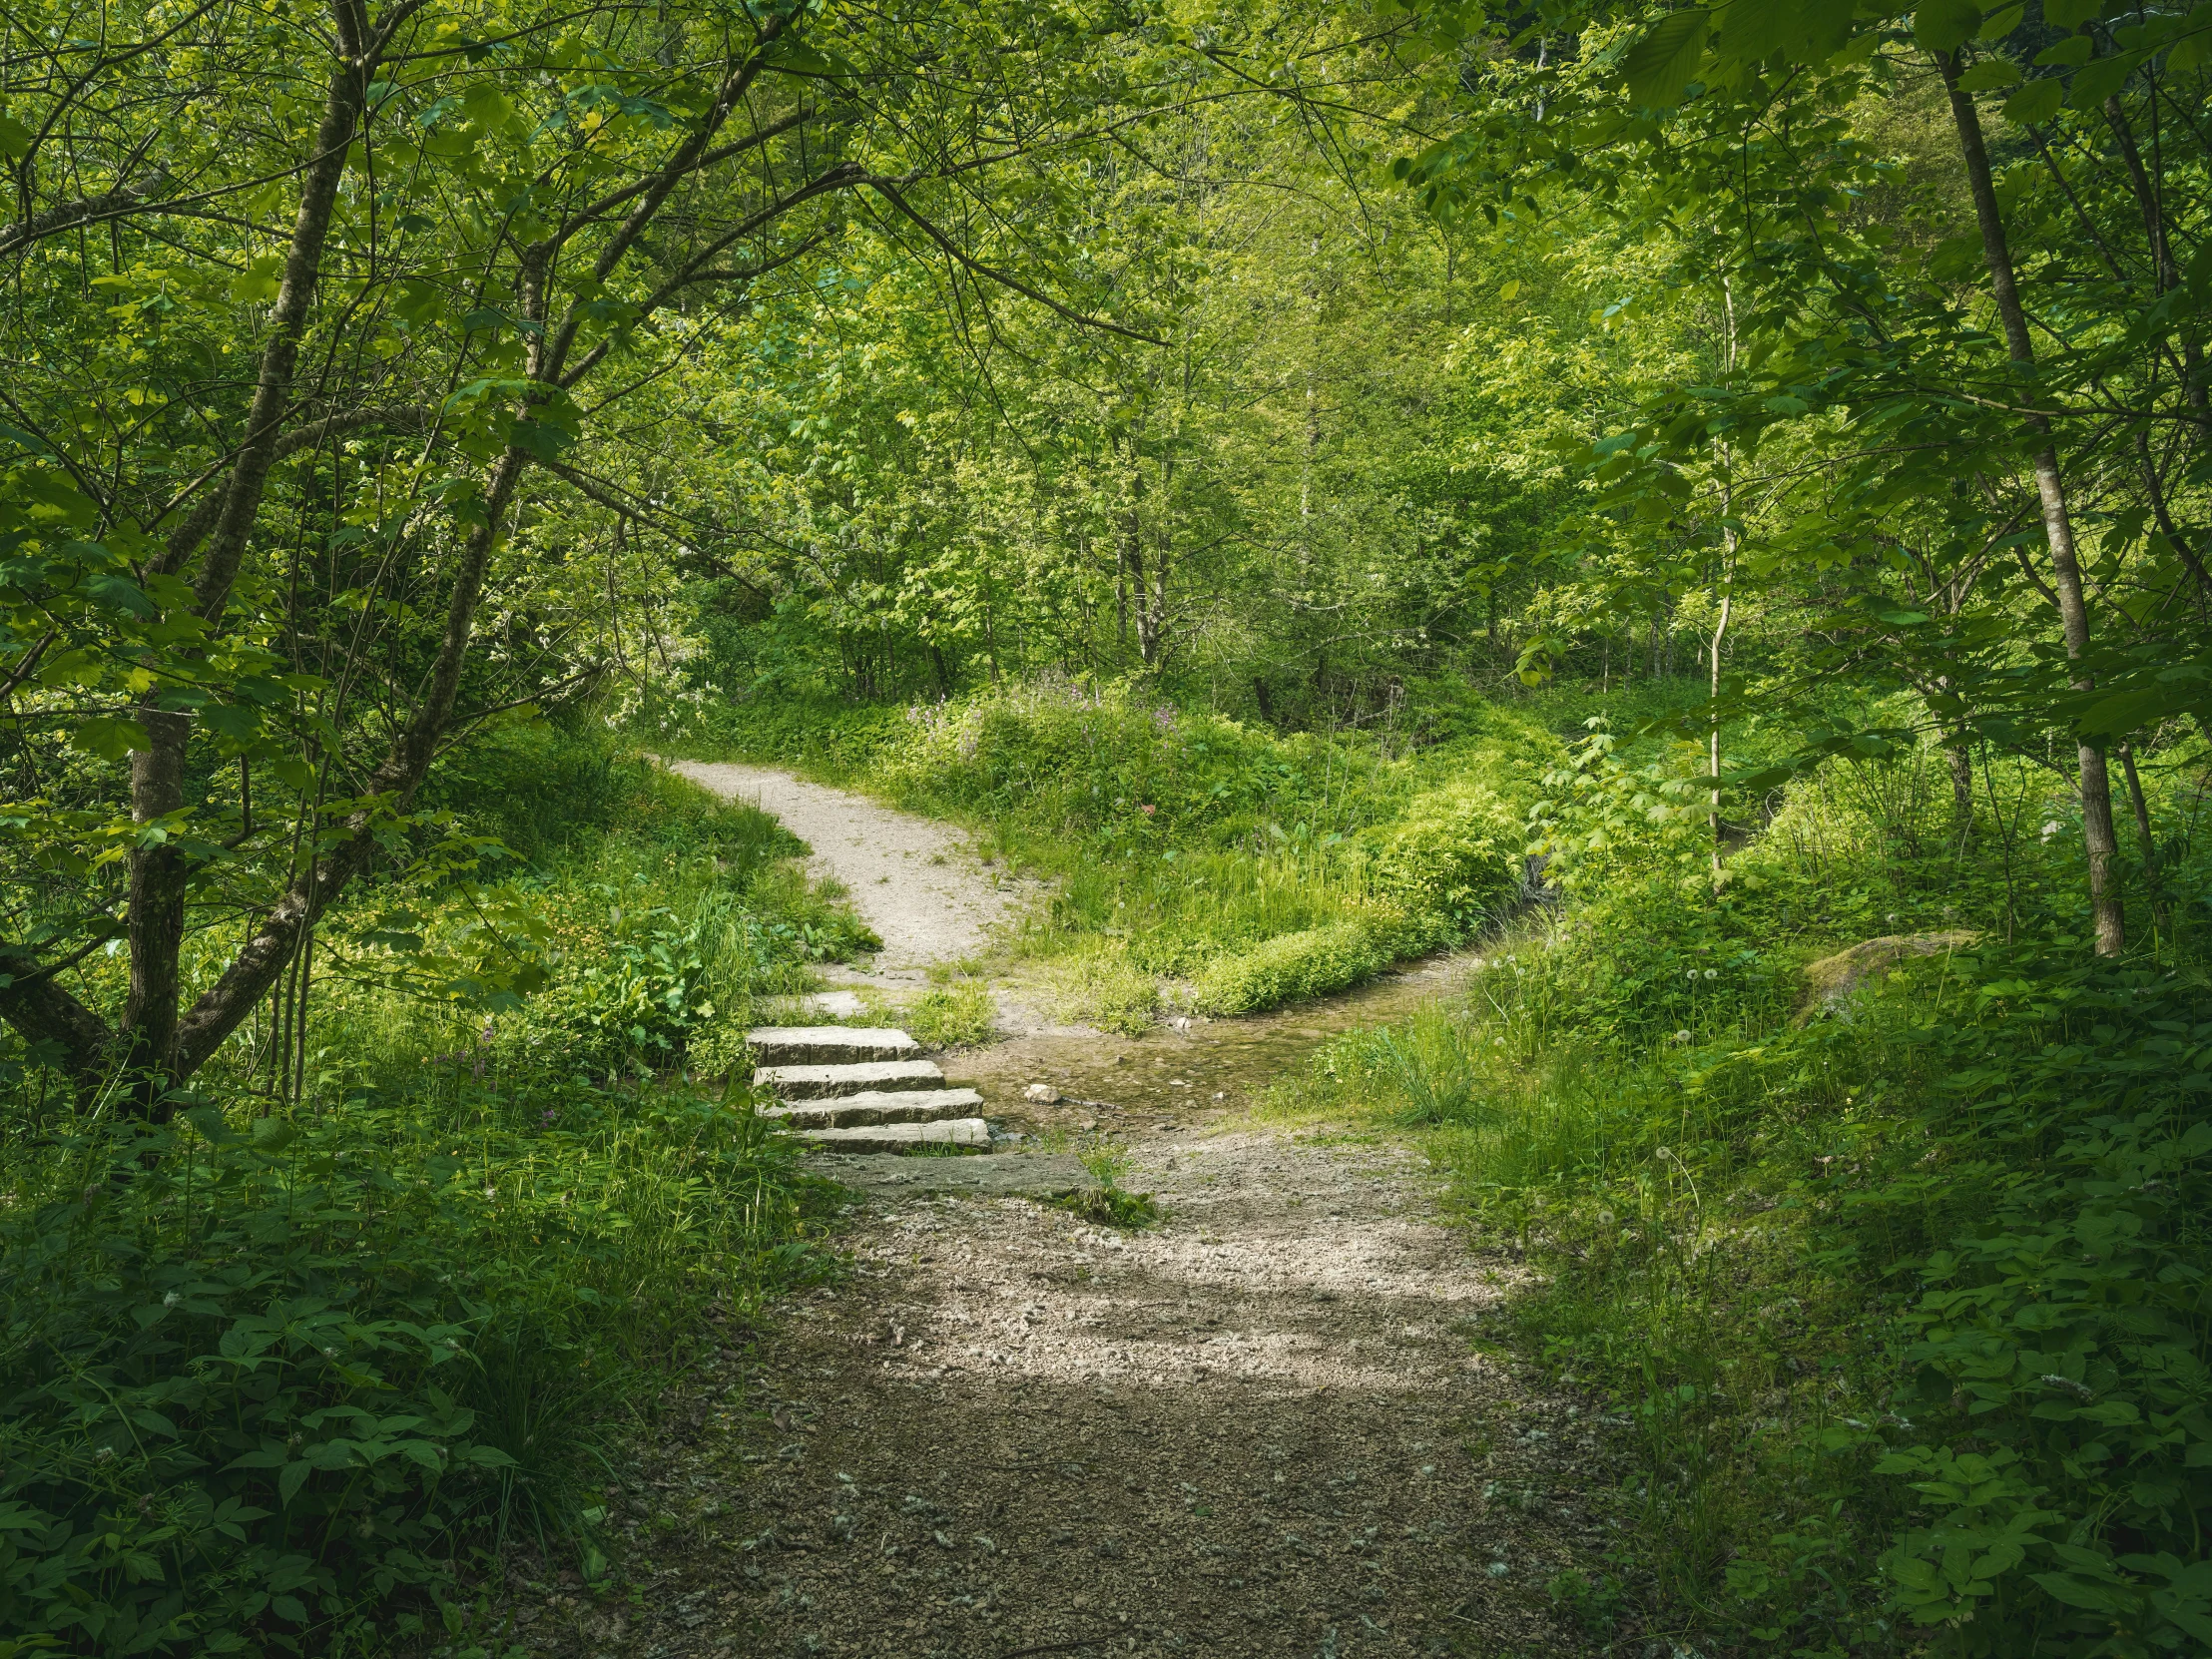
<box><xmin>579</xmin><ymin>764</ymin><xmax>1604</xmax><ymax>1657</ymax></box>
<box><xmin>670</xmin><ymin>760</ymin><xmax>1029</xmax><ymax>977</ymax></box>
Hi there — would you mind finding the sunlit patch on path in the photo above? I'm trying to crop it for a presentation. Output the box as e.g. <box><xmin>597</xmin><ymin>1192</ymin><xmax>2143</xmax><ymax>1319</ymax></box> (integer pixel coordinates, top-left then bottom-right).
<box><xmin>558</xmin><ymin>1132</ymin><xmax>1611</xmax><ymax>1659</ymax></box>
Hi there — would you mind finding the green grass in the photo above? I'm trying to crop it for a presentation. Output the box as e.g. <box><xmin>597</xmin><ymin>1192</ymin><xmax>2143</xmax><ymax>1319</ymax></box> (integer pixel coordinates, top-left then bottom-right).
<box><xmin>658</xmin><ymin>677</ymin><xmax>1562</xmax><ymax>1020</ymax></box>
<box><xmin>900</xmin><ymin>979</ymin><xmax>995</xmax><ymax>1048</ymax></box>
<box><xmin>1271</xmin><ymin>735</ymin><xmax>2212</xmax><ymax>1656</ymax></box>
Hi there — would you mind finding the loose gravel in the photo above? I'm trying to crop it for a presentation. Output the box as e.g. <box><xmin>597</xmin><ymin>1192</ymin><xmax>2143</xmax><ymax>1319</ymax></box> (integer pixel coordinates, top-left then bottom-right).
<box><xmin>518</xmin><ymin>1130</ymin><xmax>1612</xmax><ymax>1658</ymax></box>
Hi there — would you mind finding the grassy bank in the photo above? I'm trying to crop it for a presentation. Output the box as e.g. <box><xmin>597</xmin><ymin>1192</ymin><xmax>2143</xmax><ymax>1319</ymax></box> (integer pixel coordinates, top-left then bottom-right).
<box><xmin>0</xmin><ymin>726</ymin><xmax>874</xmax><ymax>1653</ymax></box>
<box><xmin>1276</xmin><ymin>722</ymin><xmax>2212</xmax><ymax>1655</ymax></box>
<box><xmin>661</xmin><ymin>676</ymin><xmax>1585</xmax><ymax>1026</ymax></box>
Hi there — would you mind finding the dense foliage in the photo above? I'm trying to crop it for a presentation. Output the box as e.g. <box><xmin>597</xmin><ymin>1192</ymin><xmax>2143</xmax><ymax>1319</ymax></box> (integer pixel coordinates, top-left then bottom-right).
<box><xmin>6</xmin><ymin>0</ymin><xmax>2212</xmax><ymax>1653</ymax></box>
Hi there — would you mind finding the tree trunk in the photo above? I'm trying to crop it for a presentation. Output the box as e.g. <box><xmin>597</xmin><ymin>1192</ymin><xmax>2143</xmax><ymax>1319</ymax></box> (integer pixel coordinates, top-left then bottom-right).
<box><xmin>119</xmin><ymin>0</ymin><xmax>372</xmax><ymax>1102</ymax></box>
<box><xmin>1939</xmin><ymin>51</ymin><xmax>2125</xmax><ymax>955</ymax></box>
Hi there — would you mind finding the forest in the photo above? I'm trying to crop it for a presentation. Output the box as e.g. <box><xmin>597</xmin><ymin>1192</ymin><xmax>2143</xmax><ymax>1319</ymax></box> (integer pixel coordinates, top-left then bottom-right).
<box><xmin>1</xmin><ymin>0</ymin><xmax>2208</xmax><ymax>1653</ymax></box>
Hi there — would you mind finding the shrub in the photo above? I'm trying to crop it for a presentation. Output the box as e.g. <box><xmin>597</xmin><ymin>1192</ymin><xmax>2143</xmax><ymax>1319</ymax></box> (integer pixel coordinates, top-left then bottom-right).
<box><xmin>0</xmin><ymin>1085</ymin><xmax>832</xmax><ymax>1654</ymax></box>
<box><xmin>1193</xmin><ymin>917</ymin><xmax>1394</xmax><ymax>1014</ymax></box>
<box><xmin>902</xmin><ymin>981</ymin><xmax>994</xmax><ymax>1049</ymax></box>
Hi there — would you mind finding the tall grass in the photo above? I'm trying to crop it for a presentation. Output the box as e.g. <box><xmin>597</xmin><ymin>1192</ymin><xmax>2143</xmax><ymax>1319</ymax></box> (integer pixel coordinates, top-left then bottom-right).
<box><xmin>1272</xmin><ymin>740</ymin><xmax>2212</xmax><ymax>1654</ymax></box>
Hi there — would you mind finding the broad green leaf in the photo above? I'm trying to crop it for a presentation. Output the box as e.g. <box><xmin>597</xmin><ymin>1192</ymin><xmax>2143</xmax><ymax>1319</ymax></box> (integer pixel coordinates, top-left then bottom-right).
<box><xmin>1956</xmin><ymin>58</ymin><xmax>2022</xmax><ymax>88</ymax></box>
<box><xmin>2068</xmin><ymin>50</ymin><xmax>2142</xmax><ymax>106</ymax></box>
<box><xmin>1916</xmin><ymin>0</ymin><xmax>1982</xmax><ymax>52</ymax></box>
<box><xmin>72</xmin><ymin>716</ymin><xmax>150</xmax><ymax>760</ymax></box>
<box><xmin>2001</xmin><ymin>78</ymin><xmax>2064</xmax><ymax>123</ymax></box>
<box><xmin>2034</xmin><ymin>35</ymin><xmax>2092</xmax><ymax>65</ymax></box>
<box><xmin>0</xmin><ymin>116</ymin><xmax>31</xmax><ymax>161</ymax></box>
<box><xmin>249</xmin><ymin>1118</ymin><xmax>298</xmax><ymax>1156</ymax></box>
<box><xmin>1978</xmin><ymin>3</ymin><xmax>2024</xmax><ymax>36</ymax></box>
<box><xmin>2044</xmin><ymin>0</ymin><xmax>2108</xmax><ymax>24</ymax></box>
<box><xmin>276</xmin><ymin>1458</ymin><xmax>310</xmax><ymax>1505</ymax></box>
<box><xmin>86</xmin><ymin>572</ymin><xmax>158</xmax><ymax>617</ymax></box>
<box><xmin>1621</xmin><ymin>9</ymin><xmax>1711</xmax><ymax>108</ymax></box>
<box><xmin>2169</xmin><ymin>25</ymin><xmax>2212</xmax><ymax>70</ymax></box>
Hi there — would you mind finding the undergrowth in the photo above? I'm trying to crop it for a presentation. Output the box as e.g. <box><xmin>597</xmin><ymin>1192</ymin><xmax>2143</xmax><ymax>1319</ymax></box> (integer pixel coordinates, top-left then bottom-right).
<box><xmin>0</xmin><ymin>728</ymin><xmax>871</xmax><ymax>1653</ymax></box>
<box><xmin>1280</xmin><ymin>726</ymin><xmax>2212</xmax><ymax>1656</ymax></box>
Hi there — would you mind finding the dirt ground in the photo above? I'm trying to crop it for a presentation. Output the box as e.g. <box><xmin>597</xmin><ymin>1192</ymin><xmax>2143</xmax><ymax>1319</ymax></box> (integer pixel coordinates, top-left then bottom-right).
<box><xmin>517</xmin><ymin>766</ymin><xmax>1615</xmax><ymax>1657</ymax></box>
<box><xmin>668</xmin><ymin>759</ymin><xmax>1032</xmax><ymax>979</ymax></box>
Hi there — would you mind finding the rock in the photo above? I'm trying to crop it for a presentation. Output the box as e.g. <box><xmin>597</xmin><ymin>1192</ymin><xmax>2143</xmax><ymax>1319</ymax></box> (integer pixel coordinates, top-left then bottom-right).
<box><xmin>1023</xmin><ymin>1083</ymin><xmax>1061</xmax><ymax>1103</ymax></box>
<box><xmin>1798</xmin><ymin>931</ymin><xmax>1979</xmax><ymax>1023</ymax></box>
<box><xmin>793</xmin><ymin>1118</ymin><xmax>994</xmax><ymax>1153</ymax></box>
<box><xmin>760</xmin><ymin>1089</ymin><xmax>985</xmax><ymax>1128</ymax></box>
<box><xmin>746</xmin><ymin>1026</ymin><xmax>921</xmax><ymax>1066</ymax></box>
<box><xmin>753</xmin><ymin>1058</ymin><xmax>946</xmax><ymax>1099</ymax></box>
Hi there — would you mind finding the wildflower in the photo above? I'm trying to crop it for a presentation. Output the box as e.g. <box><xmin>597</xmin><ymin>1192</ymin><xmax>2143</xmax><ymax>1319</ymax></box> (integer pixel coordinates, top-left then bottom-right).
<box><xmin>162</xmin><ymin>1292</ymin><xmax>180</xmax><ymax>1308</ymax></box>
<box><xmin>1704</xmin><ymin>968</ymin><xmax>1717</xmax><ymax>979</ymax></box>
<box><xmin>1140</xmin><ymin>804</ymin><xmax>1156</xmax><ymax>816</ymax></box>
<box><xmin>1686</xmin><ymin>970</ymin><xmax>1698</xmax><ymax>981</ymax></box>
<box><xmin>483</xmin><ymin>1186</ymin><xmax>497</xmax><ymax>1200</ymax></box>
<box><xmin>95</xmin><ymin>1445</ymin><xmax>115</xmax><ymax>1462</ymax></box>
<box><xmin>1672</xmin><ymin>1030</ymin><xmax>1691</xmax><ymax>1044</ymax></box>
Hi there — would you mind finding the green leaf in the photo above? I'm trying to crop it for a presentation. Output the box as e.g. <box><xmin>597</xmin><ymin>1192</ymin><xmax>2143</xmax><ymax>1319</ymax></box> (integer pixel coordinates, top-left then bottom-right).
<box><xmin>1956</xmin><ymin>58</ymin><xmax>2022</xmax><ymax>88</ymax></box>
<box><xmin>249</xmin><ymin>1117</ymin><xmax>298</xmax><ymax>1156</ymax></box>
<box><xmin>1621</xmin><ymin>9</ymin><xmax>1711</xmax><ymax>108</ymax></box>
<box><xmin>2169</xmin><ymin>24</ymin><xmax>2212</xmax><ymax>70</ymax></box>
<box><xmin>230</xmin><ymin>256</ymin><xmax>282</xmax><ymax>304</ymax></box>
<box><xmin>276</xmin><ymin>1459</ymin><xmax>310</xmax><ymax>1506</ymax></box>
<box><xmin>2044</xmin><ymin>0</ymin><xmax>2107</xmax><ymax>25</ymax></box>
<box><xmin>1715</xmin><ymin>0</ymin><xmax>1854</xmax><ymax>63</ymax></box>
<box><xmin>1978</xmin><ymin>3</ymin><xmax>2024</xmax><ymax>36</ymax></box>
<box><xmin>506</xmin><ymin>415</ymin><xmax>573</xmax><ymax>462</ymax></box>
<box><xmin>2002</xmin><ymin>78</ymin><xmax>2065</xmax><ymax>123</ymax></box>
<box><xmin>2069</xmin><ymin>50</ymin><xmax>2142</xmax><ymax>105</ymax></box>
<box><xmin>71</xmin><ymin>717</ymin><xmax>150</xmax><ymax>760</ymax></box>
<box><xmin>0</xmin><ymin>116</ymin><xmax>32</xmax><ymax>162</ymax></box>
<box><xmin>85</xmin><ymin>571</ymin><xmax>157</xmax><ymax>617</ymax></box>
<box><xmin>1916</xmin><ymin>0</ymin><xmax>1982</xmax><ymax>52</ymax></box>
<box><xmin>2034</xmin><ymin>35</ymin><xmax>2093</xmax><ymax>65</ymax></box>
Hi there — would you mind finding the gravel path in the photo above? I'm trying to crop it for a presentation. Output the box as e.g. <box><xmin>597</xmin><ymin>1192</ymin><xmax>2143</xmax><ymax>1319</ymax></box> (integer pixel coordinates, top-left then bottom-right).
<box><xmin>544</xmin><ymin>766</ymin><xmax>1611</xmax><ymax>1657</ymax></box>
<box><xmin>521</xmin><ymin>1136</ymin><xmax>1606</xmax><ymax>1659</ymax></box>
<box><xmin>669</xmin><ymin>760</ymin><xmax>1024</xmax><ymax>972</ymax></box>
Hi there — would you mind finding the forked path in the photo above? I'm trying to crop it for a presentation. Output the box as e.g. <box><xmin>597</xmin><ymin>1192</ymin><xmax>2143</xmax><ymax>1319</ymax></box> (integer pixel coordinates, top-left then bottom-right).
<box><xmin>579</xmin><ymin>764</ymin><xmax>1605</xmax><ymax>1658</ymax></box>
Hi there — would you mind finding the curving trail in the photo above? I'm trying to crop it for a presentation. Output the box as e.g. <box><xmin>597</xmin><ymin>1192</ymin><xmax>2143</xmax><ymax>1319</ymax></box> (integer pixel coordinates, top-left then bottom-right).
<box><xmin>669</xmin><ymin>760</ymin><xmax>1023</xmax><ymax>974</ymax></box>
<box><xmin>541</xmin><ymin>763</ymin><xmax>1610</xmax><ymax>1658</ymax></box>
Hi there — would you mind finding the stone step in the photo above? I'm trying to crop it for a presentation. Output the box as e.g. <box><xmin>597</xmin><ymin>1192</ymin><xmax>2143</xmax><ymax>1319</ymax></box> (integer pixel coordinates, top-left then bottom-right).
<box><xmin>746</xmin><ymin>1025</ymin><xmax>919</xmax><ymax>1066</ymax></box>
<box><xmin>760</xmin><ymin>1088</ymin><xmax>985</xmax><ymax>1128</ymax></box>
<box><xmin>793</xmin><ymin>1117</ymin><xmax>992</xmax><ymax>1153</ymax></box>
<box><xmin>752</xmin><ymin>1058</ymin><xmax>945</xmax><ymax>1099</ymax></box>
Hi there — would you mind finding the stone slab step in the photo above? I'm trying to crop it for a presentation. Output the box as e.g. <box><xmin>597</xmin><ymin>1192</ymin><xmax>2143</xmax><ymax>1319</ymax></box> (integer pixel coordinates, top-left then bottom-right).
<box><xmin>760</xmin><ymin>1089</ymin><xmax>984</xmax><ymax>1128</ymax></box>
<box><xmin>746</xmin><ymin>1025</ymin><xmax>919</xmax><ymax>1066</ymax></box>
<box><xmin>793</xmin><ymin>1117</ymin><xmax>992</xmax><ymax>1153</ymax></box>
<box><xmin>752</xmin><ymin>1058</ymin><xmax>945</xmax><ymax>1099</ymax></box>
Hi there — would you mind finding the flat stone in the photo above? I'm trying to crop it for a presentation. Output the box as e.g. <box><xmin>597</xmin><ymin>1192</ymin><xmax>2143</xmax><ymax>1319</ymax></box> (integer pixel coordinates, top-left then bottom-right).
<box><xmin>753</xmin><ymin>1058</ymin><xmax>945</xmax><ymax>1098</ymax></box>
<box><xmin>794</xmin><ymin>1117</ymin><xmax>993</xmax><ymax>1153</ymax></box>
<box><xmin>805</xmin><ymin>1151</ymin><xmax>1088</xmax><ymax>1194</ymax></box>
<box><xmin>760</xmin><ymin>1089</ymin><xmax>984</xmax><ymax>1128</ymax></box>
<box><xmin>746</xmin><ymin>1026</ymin><xmax>920</xmax><ymax>1066</ymax></box>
